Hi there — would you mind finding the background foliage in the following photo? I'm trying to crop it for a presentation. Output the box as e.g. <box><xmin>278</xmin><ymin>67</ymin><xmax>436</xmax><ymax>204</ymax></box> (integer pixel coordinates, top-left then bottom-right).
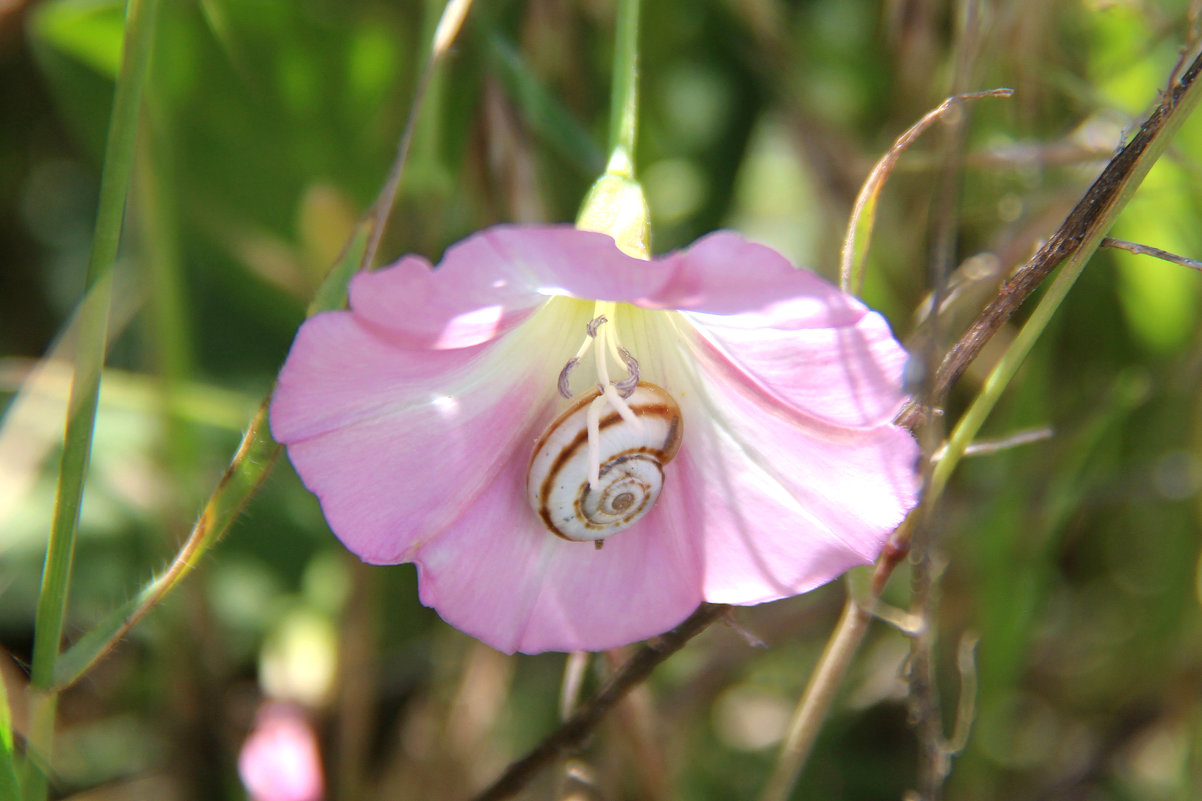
<box><xmin>2</xmin><ymin>0</ymin><xmax>1201</xmax><ymax>799</ymax></box>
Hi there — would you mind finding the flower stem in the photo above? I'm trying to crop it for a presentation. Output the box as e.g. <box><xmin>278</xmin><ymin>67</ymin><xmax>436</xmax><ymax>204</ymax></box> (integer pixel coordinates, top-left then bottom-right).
<box><xmin>51</xmin><ymin>399</ymin><xmax>280</xmax><ymax>691</ymax></box>
<box><xmin>575</xmin><ymin>0</ymin><xmax>650</xmax><ymax>256</ymax></box>
<box><xmin>758</xmin><ymin>599</ymin><xmax>872</xmax><ymax>801</ymax></box>
<box><xmin>22</xmin><ymin>0</ymin><xmax>159</xmax><ymax>796</ymax></box>
<box><xmin>606</xmin><ymin>0</ymin><xmax>641</xmax><ymax>177</ymax></box>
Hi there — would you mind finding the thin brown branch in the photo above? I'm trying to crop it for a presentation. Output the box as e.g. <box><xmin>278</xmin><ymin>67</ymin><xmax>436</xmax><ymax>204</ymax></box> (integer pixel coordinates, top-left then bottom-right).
<box><xmin>468</xmin><ymin>604</ymin><xmax>729</xmax><ymax>801</ymax></box>
<box><xmin>896</xmin><ymin>49</ymin><xmax>1202</xmax><ymax>430</ymax></box>
<box><xmin>839</xmin><ymin>88</ymin><xmax>1012</xmax><ymax>294</ymax></box>
<box><xmin>1101</xmin><ymin>236</ymin><xmax>1202</xmax><ymax>271</ymax></box>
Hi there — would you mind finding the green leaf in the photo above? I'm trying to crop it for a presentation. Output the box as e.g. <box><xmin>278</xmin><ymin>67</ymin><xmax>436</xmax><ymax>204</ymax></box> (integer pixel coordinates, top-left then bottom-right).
<box><xmin>485</xmin><ymin>31</ymin><xmax>604</xmax><ymax>175</ymax></box>
<box><xmin>31</xmin><ymin>0</ymin><xmax>126</xmax><ymax>78</ymax></box>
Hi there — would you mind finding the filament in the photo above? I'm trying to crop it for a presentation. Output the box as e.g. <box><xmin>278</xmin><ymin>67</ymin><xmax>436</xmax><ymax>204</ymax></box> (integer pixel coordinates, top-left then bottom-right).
<box><xmin>586</xmin><ymin>395</ymin><xmax>605</xmax><ymax>490</ymax></box>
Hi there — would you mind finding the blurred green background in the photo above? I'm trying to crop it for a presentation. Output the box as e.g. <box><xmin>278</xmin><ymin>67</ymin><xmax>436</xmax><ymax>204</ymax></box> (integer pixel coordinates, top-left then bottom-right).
<box><xmin>2</xmin><ymin>0</ymin><xmax>1201</xmax><ymax>799</ymax></box>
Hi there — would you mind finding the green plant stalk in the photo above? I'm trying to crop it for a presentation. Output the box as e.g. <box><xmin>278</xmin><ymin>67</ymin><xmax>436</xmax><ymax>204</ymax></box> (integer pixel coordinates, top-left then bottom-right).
<box><xmin>574</xmin><ymin>0</ymin><xmax>649</xmax><ymax>256</ymax></box>
<box><xmin>52</xmin><ymin>223</ymin><xmax>369</xmax><ymax>691</ymax></box>
<box><xmin>53</xmin><ymin>401</ymin><xmax>279</xmax><ymax>690</ymax></box>
<box><xmin>0</xmin><ymin>672</ymin><xmax>19</xmax><ymax>801</ymax></box>
<box><xmin>22</xmin><ymin>0</ymin><xmax>159</xmax><ymax>796</ymax></box>
<box><xmin>930</xmin><ymin>97</ymin><xmax>1202</xmax><ymax>502</ymax></box>
<box><xmin>761</xmin><ymin>50</ymin><xmax>1202</xmax><ymax>801</ymax></box>
<box><xmin>362</xmin><ymin>0</ymin><xmax>474</xmax><ymax>270</ymax></box>
<box><xmin>606</xmin><ymin>0</ymin><xmax>640</xmax><ymax>175</ymax></box>
<box><xmin>138</xmin><ymin>112</ymin><xmax>199</xmax><ymax>476</ymax></box>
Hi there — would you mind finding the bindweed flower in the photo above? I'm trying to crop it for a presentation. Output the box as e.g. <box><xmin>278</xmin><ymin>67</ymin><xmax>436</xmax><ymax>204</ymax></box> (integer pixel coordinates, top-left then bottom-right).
<box><xmin>238</xmin><ymin>702</ymin><xmax>324</xmax><ymax>801</ymax></box>
<box><xmin>270</xmin><ymin>224</ymin><xmax>919</xmax><ymax>654</ymax></box>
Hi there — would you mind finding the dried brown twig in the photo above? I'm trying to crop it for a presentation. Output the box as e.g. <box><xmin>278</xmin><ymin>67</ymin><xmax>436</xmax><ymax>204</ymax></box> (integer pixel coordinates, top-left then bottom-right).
<box><xmin>897</xmin><ymin>49</ymin><xmax>1202</xmax><ymax>429</ymax></box>
<box><xmin>1101</xmin><ymin>236</ymin><xmax>1202</xmax><ymax>271</ymax></box>
<box><xmin>468</xmin><ymin>604</ymin><xmax>729</xmax><ymax>801</ymax></box>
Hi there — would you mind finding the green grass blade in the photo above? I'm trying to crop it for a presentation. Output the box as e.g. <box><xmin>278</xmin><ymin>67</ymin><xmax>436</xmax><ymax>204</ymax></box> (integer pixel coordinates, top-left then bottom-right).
<box><xmin>51</xmin><ymin>220</ymin><xmax>370</xmax><ymax>692</ymax></box>
<box><xmin>929</xmin><ymin>60</ymin><xmax>1202</xmax><ymax>503</ymax></box>
<box><xmin>23</xmin><ymin>0</ymin><xmax>160</xmax><ymax>797</ymax></box>
<box><xmin>485</xmin><ymin>32</ymin><xmax>604</xmax><ymax>175</ymax></box>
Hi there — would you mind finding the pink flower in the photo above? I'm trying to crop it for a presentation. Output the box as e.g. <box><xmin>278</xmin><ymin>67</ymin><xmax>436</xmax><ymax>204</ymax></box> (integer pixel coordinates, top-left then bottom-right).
<box><xmin>270</xmin><ymin>225</ymin><xmax>919</xmax><ymax>654</ymax></box>
<box><xmin>238</xmin><ymin>702</ymin><xmax>324</xmax><ymax>801</ymax></box>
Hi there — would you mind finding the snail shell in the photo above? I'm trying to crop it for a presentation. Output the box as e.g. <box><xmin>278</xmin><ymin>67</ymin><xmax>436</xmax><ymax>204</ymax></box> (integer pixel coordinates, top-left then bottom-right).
<box><xmin>527</xmin><ymin>382</ymin><xmax>683</xmax><ymax>543</ymax></box>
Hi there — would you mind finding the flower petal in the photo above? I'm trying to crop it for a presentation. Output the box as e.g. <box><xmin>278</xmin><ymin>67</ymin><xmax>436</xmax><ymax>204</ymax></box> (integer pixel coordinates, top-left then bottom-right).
<box><xmin>644</xmin><ymin>231</ymin><xmax>865</xmax><ymax>323</ymax></box>
<box><xmin>270</xmin><ymin>298</ymin><xmax>589</xmax><ymax>563</ymax></box>
<box><xmin>650</xmin><ymin>314</ymin><xmax>919</xmax><ymax>604</ymax></box>
<box><xmin>348</xmin><ymin>225</ymin><xmax>676</xmax><ymax>349</ymax></box>
<box><xmin>684</xmin><ymin>307</ymin><xmax>909</xmax><ymax>428</ymax></box>
<box><xmin>629</xmin><ymin>232</ymin><xmax>910</xmax><ymax>428</ymax></box>
<box><xmin>414</xmin><ymin>447</ymin><xmax>703</xmax><ymax>654</ymax></box>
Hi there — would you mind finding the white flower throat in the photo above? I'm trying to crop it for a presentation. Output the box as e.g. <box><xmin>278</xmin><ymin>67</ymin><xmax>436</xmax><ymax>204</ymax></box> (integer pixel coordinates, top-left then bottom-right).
<box><xmin>526</xmin><ymin>304</ymin><xmax>683</xmax><ymax>546</ymax></box>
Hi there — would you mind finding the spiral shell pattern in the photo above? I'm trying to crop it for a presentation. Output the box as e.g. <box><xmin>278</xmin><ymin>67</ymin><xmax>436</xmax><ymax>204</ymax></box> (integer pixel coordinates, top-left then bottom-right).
<box><xmin>527</xmin><ymin>382</ymin><xmax>683</xmax><ymax>543</ymax></box>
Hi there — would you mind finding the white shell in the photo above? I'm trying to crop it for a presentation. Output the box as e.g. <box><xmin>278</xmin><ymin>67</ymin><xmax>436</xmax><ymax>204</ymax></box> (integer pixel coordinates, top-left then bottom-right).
<box><xmin>527</xmin><ymin>382</ymin><xmax>683</xmax><ymax>543</ymax></box>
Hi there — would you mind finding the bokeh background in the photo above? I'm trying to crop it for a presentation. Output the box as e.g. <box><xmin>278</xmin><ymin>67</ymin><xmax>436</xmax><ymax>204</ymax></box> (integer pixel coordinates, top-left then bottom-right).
<box><xmin>2</xmin><ymin>0</ymin><xmax>1201</xmax><ymax>799</ymax></box>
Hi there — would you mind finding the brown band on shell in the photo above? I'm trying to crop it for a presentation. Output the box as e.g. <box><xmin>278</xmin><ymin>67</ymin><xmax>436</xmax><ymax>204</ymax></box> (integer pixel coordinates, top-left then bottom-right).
<box><xmin>530</xmin><ymin>384</ymin><xmax>683</xmax><ymax>542</ymax></box>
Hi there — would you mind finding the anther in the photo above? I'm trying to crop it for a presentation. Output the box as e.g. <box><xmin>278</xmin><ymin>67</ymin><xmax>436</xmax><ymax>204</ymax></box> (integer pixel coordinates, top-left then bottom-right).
<box><xmin>586</xmin><ymin>315</ymin><xmax>607</xmax><ymax>338</ymax></box>
<box><xmin>614</xmin><ymin>347</ymin><xmax>640</xmax><ymax>398</ymax></box>
<box><xmin>558</xmin><ymin>358</ymin><xmax>579</xmax><ymax>399</ymax></box>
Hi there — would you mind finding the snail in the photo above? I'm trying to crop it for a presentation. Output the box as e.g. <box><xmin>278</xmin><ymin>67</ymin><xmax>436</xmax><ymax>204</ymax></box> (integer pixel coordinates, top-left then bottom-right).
<box><xmin>527</xmin><ymin>382</ymin><xmax>683</xmax><ymax>544</ymax></box>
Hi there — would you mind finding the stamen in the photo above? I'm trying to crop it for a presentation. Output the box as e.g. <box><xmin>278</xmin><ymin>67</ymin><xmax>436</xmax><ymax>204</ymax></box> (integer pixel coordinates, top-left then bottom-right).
<box><xmin>603</xmin><ymin>383</ymin><xmax>643</xmax><ymax>432</ymax></box>
<box><xmin>614</xmin><ymin>346</ymin><xmax>640</xmax><ymax>398</ymax></box>
<box><xmin>569</xmin><ymin>310</ymin><xmax>650</xmax><ymax>493</ymax></box>
<box><xmin>557</xmin><ymin>358</ymin><xmax>579</xmax><ymax>399</ymax></box>
<box><xmin>594</xmin><ymin>321</ymin><xmax>612</xmax><ymax>388</ymax></box>
<box><xmin>559</xmin><ymin>321</ymin><xmax>601</xmax><ymax>399</ymax></box>
<box><xmin>586</xmin><ymin>395</ymin><xmax>606</xmax><ymax>490</ymax></box>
